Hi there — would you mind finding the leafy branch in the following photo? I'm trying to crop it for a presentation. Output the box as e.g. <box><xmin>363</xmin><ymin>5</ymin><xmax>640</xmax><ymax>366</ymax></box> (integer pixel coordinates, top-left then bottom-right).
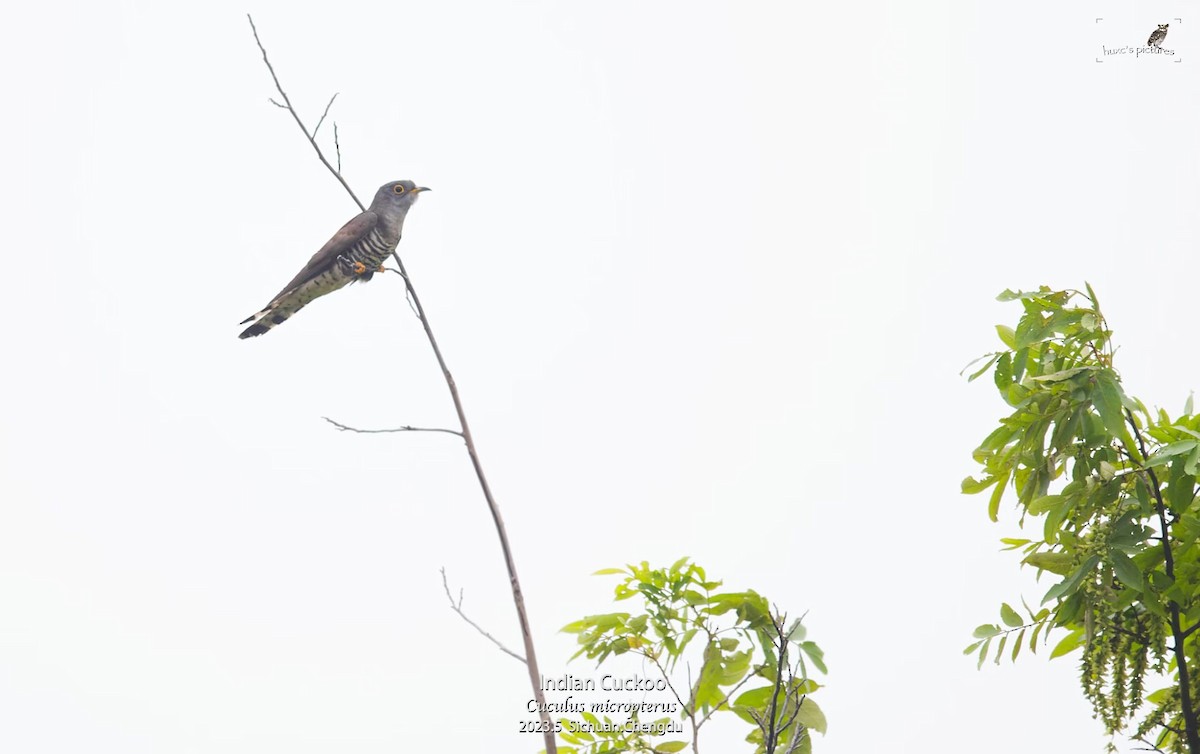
<box><xmin>557</xmin><ymin>558</ymin><xmax>827</xmax><ymax>754</ymax></box>
<box><xmin>963</xmin><ymin>285</ymin><xmax>1200</xmax><ymax>752</ymax></box>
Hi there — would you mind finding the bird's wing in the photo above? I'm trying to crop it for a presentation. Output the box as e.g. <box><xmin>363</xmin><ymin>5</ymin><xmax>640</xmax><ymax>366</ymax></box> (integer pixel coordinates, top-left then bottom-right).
<box><xmin>269</xmin><ymin>210</ymin><xmax>380</xmax><ymax>301</ymax></box>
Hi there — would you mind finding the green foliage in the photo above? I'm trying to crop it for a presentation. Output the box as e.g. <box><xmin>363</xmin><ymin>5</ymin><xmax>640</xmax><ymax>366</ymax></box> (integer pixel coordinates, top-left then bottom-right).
<box><xmin>963</xmin><ymin>286</ymin><xmax>1200</xmax><ymax>752</ymax></box>
<box><xmin>552</xmin><ymin>558</ymin><xmax>826</xmax><ymax>754</ymax></box>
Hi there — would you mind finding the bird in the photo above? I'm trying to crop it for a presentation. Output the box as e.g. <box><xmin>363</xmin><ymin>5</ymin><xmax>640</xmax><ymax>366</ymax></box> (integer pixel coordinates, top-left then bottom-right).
<box><xmin>239</xmin><ymin>180</ymin><xmax>429</xmax><ymax>339</ymax></box>
<box><xmin>1148</xmin><ymin>23</ymin><xmax>1169</xmax><ymax>48</ymax></box>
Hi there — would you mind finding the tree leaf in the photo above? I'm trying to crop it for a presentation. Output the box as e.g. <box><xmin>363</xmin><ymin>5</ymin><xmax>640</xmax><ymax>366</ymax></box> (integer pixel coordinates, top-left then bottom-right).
<box><xmin>1109</xmin><ymin>549</ymin><xmax>1144</xmax><ymax>591</ymax></box>
<box><xmin>1049</xmin><ymin>629</ymin><xmax>1085</xmax><ymax>659</ymax></box>
<box><xmin>1000</xmin><ymin>603</ymin><xmax>1023</xmax><ymax>628</ymax></box>
<box><xmin>1032</xmin><ymin>366</ymin><xmax>1096</xmax><ymax>383</ymax></box>
<box><xmin>733</xmin><ymin>686</ymin><xmax>774</xmax><ymax>708</ymax></box>
<box><xmin>1092</xmin><ymin>371</ymin><xmax>1134</xmax><ymax>451</ymax></box>
<box><xmin>792</xmin><ymin>697</ymin><xmax>827</xmax><ymax>735</ymax></box>
<box><xmin>973</xmin><ymin>623</ymin><xmax>1001</xmax><ymax>639</ymax></box>
<box><xmin>976</xmin><ymin>637</ymin><xmax>992</xmax><ymax>669</ymax></box>
<box><xmin>962</xmin><ymin>475</ymin><xmax>997</xmax><ymax>495</ymax></box>
<box><xmin>1027</xmin><ymin>494</ymin><xmax>1064</xmax><ymax>515</ymax></box>
<box><xmin>1042</xmin><ymin>555</ymin><xmax>1100</xmax><ymax>604</ymax></box>
<box><xmin>1023</xmin><ymin>551</ymin><xmax>1074</xmax><ymax>576</ymax></box>
<box><xmin>799</xmin><ymin>641</ymin><xmax>827</xmax><ymax>674</ymax></box>
<box><xmin>996</xmin><ymin>325</ymin><xmax>1017</xmax><ymax>349</ymax></box>
<box><xmin>988</xmin><ymin>469</ymin><xmax>1010</xmax><ymax>522</ymax></box>
<box><xmin>967</xmin><ymin>353</ymin><xmax>1002</xmax><ymax>382</ymax></box>
<box><xmin>1146</xmin><ymin>440</ymin><xmax>1198</xmax><ymax>468</ymax></box>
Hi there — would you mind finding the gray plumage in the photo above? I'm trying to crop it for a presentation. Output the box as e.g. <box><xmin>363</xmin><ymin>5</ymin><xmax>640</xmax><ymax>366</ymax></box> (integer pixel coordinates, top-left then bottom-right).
<box><xmin>239</xmin><ymin>180</ymin><xmax>429</xmax><ymax>339</ymax></box>
<box><xmin>1148</xmin><ymin>24</ymin><xmax>1169</xmax><ymax>48</ymax></box>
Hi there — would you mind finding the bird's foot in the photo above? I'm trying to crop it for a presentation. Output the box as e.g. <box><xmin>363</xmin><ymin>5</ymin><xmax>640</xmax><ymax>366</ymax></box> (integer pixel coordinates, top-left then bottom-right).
<box><xmin>377</xmin><ymin>263</ymin><xmax>386</xmax><ymax>274</ymax></box>
<box><xmin>335</xmin><ymin>255</ymin><xmax>371</xmax><ymax>276</ymax></box>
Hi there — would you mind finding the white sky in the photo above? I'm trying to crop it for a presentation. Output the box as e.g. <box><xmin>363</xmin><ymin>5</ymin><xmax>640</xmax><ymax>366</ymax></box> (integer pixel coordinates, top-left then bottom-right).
<box><xmin>2</xmin><ymin>1</ymin><xmax>1198</xmax><ymax>752</ymax></box>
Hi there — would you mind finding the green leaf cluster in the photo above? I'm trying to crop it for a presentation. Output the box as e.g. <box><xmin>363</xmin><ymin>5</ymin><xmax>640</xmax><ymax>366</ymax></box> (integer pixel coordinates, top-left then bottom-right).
<box><xmin>555</xmin><ymin>558</ymin><xmax>826</xmax><ymax>754</ymax></box>
<box><xmin>963</xmin><ymin>286</ymin><xmax>1200</xmax><ymax>752</ymax></box>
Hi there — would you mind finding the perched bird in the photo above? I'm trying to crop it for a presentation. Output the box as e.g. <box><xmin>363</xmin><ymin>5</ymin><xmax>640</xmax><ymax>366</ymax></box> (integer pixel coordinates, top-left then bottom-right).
<box><xmin>1148</xmin><ymin>23</ymin><xmax>1169</xmax><ymax>48</ymax></box>
<box><xmin>239</xmin><ymin>180</ymin><xmax>429</xmax><ymax>338</ymax></box>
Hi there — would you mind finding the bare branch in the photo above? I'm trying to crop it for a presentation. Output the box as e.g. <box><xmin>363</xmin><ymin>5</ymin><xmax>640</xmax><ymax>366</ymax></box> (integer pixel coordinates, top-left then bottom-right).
<box><xmin>778</xmin><ymin>693</ymin><xmax>804</xmax><ymax>737</ymax></box>
<box><xmin>387</xmin><ymin>247</ymin><xmax>557</xmax><ymax>748</ymax></box>
<box><xmin>441</xmin><ymin>568</ymin><xmax>526</xmax><ymax>664</ymax></box>
<box><xmin>248</xmin><ymin>17</ymin><xmax>556</xmax><ymax>751</ymax></box>
<box><xmin>246</xmin><ymin>14</ymin><xmax>364</xmax><ymax>211</ymax></box>
<box><xmin>642</xmin><ymin>650</ymin><xmax>691</xmax><ymax>720</ymax></box>
<box><xmin>782</xmin><ymin>724</ymin><xmax>808</xmax><ymax>754</ymax></box>
<box><xmin>313</xmin><ymin>92</ymin><xmax>338</xmax><ymax>138</ymax></box>
<box><xmin>747</xmin><ymin>707</ymin><xmax>767</xmax><ymax>732</ymax></box>
<box><xmin>334</xmin><ymin>122</ymin><xmax>343</xmax><ymax>173</ymax></box>
<box><xmin>1179</xmin><ymin>620</ymin><xmax>1200</xmax><ymax>641</ymax></box>
<box><xmin>322</xmin><ymin>416</ymin><xmax>463</xmax><ymax>438</ymax></box>
<box><xmin>381</xmin><ymin>268</ymin><xmax>420</xmax><ymax>317</ymax></box>
<box><xmin>751</xmin><ymin>613</ymin><xmax>793</xmax><ymax>753</ymax></box>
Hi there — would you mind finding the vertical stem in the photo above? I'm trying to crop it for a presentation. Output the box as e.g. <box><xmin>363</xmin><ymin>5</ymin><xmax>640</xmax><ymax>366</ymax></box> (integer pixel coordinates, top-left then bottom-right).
<box><xmin>764</xmin><ymin>619</ymin><xmax>786</xmax><ymax>754</ymax></box>
<box><xmin>1128</xmin><ymin>409</ymin><xmax>1200</xmax><ymax>753</ymax></box>
<box><xmin>393</xmin><ymin>251</ymin><xmax>557</xmax><ymax>754</ymax></box>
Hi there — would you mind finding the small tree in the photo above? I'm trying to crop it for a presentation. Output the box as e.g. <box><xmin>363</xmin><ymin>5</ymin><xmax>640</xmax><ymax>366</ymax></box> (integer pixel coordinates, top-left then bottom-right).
<box><xmin>551</xmin><ymin>558</ymin><xmax>827</xmax><ymax>754</ymax></box>
<box><xmin>963</xmin><ymin>286</ymin><xmax>1200</xmax><ymax>752</ymax></box>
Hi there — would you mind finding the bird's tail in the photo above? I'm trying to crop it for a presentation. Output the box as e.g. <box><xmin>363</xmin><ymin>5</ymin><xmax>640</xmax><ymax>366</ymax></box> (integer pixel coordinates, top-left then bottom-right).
<box><xmin>238</xmin><ymin>303</ymin><xmax>294</xmax><ymax>339</ymax></box>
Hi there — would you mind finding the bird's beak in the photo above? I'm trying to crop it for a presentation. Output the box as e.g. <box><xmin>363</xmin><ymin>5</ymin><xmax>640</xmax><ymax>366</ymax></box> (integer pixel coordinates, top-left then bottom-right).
<box><xmin>414</xmin><ymin>187</ymin><xmax>431</xmax><ymax>193</ymax></box>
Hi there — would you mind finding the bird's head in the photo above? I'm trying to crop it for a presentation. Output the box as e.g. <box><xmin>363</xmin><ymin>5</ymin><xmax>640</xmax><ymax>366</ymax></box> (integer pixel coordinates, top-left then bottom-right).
<box><xmin>370</xmin><ymin>180</ymin><xmax>431</xmax><ymax>216</ymax></box>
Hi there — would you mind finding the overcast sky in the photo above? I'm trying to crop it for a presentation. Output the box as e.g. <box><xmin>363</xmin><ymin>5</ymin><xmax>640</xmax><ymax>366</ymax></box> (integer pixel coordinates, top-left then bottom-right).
<box><xmin>2</xmin><ymin>1</ymin><xmax>1198</xmax><ymax>752</ymax></box>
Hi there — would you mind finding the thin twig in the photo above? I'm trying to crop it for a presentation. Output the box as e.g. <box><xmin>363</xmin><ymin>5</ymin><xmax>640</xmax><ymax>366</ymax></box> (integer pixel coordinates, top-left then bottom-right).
<box><xmin>695</xmin><ymin>668</ymin><xmax>761</xmax><ymax>727</ymax></box>
<box><xmin>782</xmin><ymin>722</ymin><xmax>808</xmax><ymax>754</ymax></box>
<box><xmin>322</xmin><ymin>416</ymin><xmax>463</xmax><ymax>438</ymax></box>
<box><xmin>382</xmin><ymin>268</ymin><xmax>421</xmax><ymax>317</ymax></box>
<box><xmin>247</xmin><ymin>15</ymin><xmax>556</xmax><ymax>752</ymax></box>
<box><xmin>778</xmin><ymin>687</ymin><xmax>803</xmax><ymax>735</ymax></box>
<box><xmin>334</xmin><ymin>122</ymin><xmax>342</xmax><ymax>173</ymax></box>
<box><xmin>247</xmin><ymin>14</ymin><xmax>364</xmax><ymax>211</ymax></box>
<box><xmin>313</xmin><ymin>93</ymin><xmax>338</xmax><ymax>138</ymax></box>
<box><xmin>441</xmin><ymin>568</ymin><xmax>526</xmax><ymax>663</ymax></box>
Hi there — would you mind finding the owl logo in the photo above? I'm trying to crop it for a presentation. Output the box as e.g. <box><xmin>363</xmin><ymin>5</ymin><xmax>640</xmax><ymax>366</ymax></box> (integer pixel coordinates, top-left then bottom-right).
<box><xmin>1148</xmin><ymin>23</ymin><xmax>1169</xmax><ymax>48</ymax></box>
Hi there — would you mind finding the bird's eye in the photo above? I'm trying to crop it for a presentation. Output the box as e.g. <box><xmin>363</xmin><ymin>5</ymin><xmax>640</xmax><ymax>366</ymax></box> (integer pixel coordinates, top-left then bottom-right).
<box><xmin>393</xmin><ymin>185</ymin><xmax>407</xmax><ymax>195</ymax></box>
